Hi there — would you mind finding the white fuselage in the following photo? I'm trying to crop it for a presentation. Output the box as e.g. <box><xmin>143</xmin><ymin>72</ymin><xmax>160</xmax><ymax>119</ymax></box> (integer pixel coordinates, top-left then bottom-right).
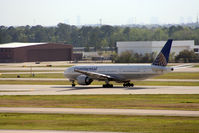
<box><xmin>64</xmin><ymin>64</ymin><xmax>173</xmax><ymax>82</ymax></box>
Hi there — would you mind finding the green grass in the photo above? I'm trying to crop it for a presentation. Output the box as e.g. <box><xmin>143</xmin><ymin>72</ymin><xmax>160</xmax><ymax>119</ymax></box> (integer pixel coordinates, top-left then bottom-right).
<box><xmin>153</xmin><ymin>72</ymin><xmax>199</xmax><ymax>79</ymax></box>
<box><xmin>1</xmin><ymin>72</ymin><xmax>199</xmax><ymax>79</ymax></box>
<box><xmin>1</xmin><ymin>95</ymin><xmax>199</xmax><ymax>110</ymax></box>
<box><xmin>194</xmin><ymin>65</ymin><xmax>199</xmax><ymax>67</ymax></box>
<box><xmin>0</xmin><ymin>113</ymin><xmax>198</xmax><ymax>133</ymax></box>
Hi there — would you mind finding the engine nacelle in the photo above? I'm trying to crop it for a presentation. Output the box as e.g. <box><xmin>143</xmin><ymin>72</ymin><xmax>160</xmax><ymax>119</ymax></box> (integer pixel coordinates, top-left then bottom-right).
<box><xmin>77</xmin><ymin>75</ymin><xmax>93</xmax><ymax>85</ymax></box>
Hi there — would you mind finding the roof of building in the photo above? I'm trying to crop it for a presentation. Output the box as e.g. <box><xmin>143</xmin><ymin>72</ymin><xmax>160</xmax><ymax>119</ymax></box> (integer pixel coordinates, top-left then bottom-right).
<box><xmin>0</xmin><ymin>42</ymin><xmax>47</xmax><ymax>48</ymax></box>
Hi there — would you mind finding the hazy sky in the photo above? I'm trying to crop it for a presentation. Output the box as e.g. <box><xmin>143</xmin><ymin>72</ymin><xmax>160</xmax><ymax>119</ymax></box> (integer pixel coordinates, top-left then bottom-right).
<box><xmin>1</xmin><ymin>0</ymin><xmax>199</xmax><ymax>26</ymax></box>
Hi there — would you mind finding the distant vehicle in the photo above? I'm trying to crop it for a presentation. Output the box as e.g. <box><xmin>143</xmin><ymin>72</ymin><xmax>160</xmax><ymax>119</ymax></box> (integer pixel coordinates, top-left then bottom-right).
<box><xmin>35</xmin><ymin>61</ymin><xmax>40</xmax><ymax>64</ymax></box>
<box><xmin>64</xmin><ymin>39</ymin><xmax>183</xmax><ymax>88</ymax></box>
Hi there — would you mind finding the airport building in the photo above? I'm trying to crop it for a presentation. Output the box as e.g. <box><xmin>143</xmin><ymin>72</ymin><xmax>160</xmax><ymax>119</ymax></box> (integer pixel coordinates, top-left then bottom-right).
<box><xmin>0</xmin><ymin>42</ymin><xmax>73</xmax><ymax>62</ymax></box>
<box><xmin>117</xmin><ymin>40</ymin><xmax>199</xmax><ymax>55</ymax></box>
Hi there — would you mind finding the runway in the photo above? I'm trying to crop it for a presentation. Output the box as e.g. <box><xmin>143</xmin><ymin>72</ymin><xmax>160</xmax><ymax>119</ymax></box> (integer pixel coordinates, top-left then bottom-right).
<box><xmin>0</xmin><ymin>107</ymin><xmax>199</xmax><ymax>117</ymax></box>
<box><xmin>1</xmin><ymin>78</ymin><xmax>199</xmax><ymax>82</ymax></box>
<box><xmin>0</xmin><ymin>85</ymin><xmax>199</xmax><ymax>95</ymax></box>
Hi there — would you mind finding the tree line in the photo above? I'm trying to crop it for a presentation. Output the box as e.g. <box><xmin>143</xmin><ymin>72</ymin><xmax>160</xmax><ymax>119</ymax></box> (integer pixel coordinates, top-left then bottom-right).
<box><xmin>113</xmin><ymin>50</ymin><xmax>199</xmax><ymax>63</ymax></box>
<box><xmin>1</xmin><ymin>23</ymin><xmax>199</xmax><ymax>50</ymax></box>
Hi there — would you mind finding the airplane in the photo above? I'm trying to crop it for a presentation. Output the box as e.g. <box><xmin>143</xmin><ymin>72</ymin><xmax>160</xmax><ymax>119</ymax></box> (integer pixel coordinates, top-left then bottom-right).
<box><xmin>64</xmin><ymin>39</ymin><xmax>175</xmax><ymax>88</ymax></box>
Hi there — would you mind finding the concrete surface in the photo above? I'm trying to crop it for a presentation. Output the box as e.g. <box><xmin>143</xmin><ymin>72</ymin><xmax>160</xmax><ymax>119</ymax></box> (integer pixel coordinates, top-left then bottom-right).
<box><xmin>0</xmin><ymin>85</ymin><xmax>199</xmax><ymax>95</ymax></box>
<box><xmin>0</xmin><ymin>78</ymin><xmax>199</xmax><ymax>82</ymax></box>
<box><xmin>1</xmin><ymin>72</ymin><xmax>63</xmax><ymax>74</ymax></box>
<box><xmin>0</xmin><ymin>67</ymin><xmax>65</xmax><ymax>71</ymax></box>
<box><xmin>0</xmin><ymin>107</ymin><xmax>199</xmax><ymax>117</ymax></box>
<box><xmin>0</xmin><ymin>78</ymin><xmax>66</xmax><ymax>81</ymax></box>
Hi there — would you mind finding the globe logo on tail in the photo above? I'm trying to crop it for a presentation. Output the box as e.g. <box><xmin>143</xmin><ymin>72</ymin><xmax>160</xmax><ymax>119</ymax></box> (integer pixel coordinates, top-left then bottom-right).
<box><xmin>152</xmin><ymin>52</ymin><xmax>167</xmax><ymax>66</ymax></box>
<box><xmin>152</xmin><ymin>39</ymin><xmax>173</xmax><ymax>67</ymax></box>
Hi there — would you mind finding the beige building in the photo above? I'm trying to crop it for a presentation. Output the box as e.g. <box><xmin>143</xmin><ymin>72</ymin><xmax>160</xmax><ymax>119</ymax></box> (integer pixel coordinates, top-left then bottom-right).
<box><xmin>117</xmin><ymin>40</ymin><xmax>199</xmax><ymax>55</ymax></box>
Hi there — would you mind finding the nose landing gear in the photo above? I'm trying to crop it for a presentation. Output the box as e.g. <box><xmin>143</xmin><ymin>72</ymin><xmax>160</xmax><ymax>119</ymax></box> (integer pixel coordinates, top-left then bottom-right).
<box><xmin>102</xmin><ymin>80</ymin><xmax>113</xmax><ymax>88</ymax></box>
<box><xmin>71</xmin><ymin>80</ymin><xmax>76</xmax><ymax>87</ymax></box>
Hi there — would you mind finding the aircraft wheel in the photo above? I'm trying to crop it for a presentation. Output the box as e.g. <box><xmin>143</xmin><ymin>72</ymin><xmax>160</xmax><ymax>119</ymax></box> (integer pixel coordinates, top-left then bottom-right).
<box><xmin>130</xmin><ymin>83</ymin><xmax>134</xmax><ymax>87</ymax></box>
<box><xmin>123</xmin><ymin>83</ymin><xmax>134</xmax><ymax>87</ymax></box>
<box><xmin>72</xmin><ymin>84</ymin><xmax>76</xmax><ymax>87</ymax></box>
<box><xmin>103</xmin><ymin>84</ymin><xmax>113</xmax><ymax>88</ymax></box>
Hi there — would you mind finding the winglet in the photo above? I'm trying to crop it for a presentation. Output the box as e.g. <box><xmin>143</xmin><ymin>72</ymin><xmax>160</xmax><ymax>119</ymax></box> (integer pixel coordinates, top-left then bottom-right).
<box><xmin>152</xmin><ymin>39</ymin><xmax>173</xmax><ymax>66</ymax></box>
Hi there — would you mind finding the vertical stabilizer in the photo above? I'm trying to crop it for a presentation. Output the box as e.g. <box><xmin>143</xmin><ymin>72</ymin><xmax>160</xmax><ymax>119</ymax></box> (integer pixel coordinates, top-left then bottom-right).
<box><xmin>152</xmin><ymin>39</ymin><xmax>173</xmax><ymax>66</ymax></box>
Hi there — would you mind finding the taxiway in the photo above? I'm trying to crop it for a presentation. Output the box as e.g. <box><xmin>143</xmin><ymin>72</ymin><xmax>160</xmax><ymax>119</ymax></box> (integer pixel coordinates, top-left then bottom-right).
<box><xmin>0</xmin><ymin>85</ymin><xmax>199</xmax><ymax>95</ymax></box>
<box><xmin>0</xmin><ymin>107</ymin><xmax>199</xmax><ymax>117</ymax></box>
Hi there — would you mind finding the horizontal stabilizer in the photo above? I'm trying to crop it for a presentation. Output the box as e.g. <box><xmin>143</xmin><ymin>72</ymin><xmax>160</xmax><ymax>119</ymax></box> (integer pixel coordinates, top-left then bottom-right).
<box><xmin>172</xmin><ymin>64</ymin><xmax>193</xmax><ymax>70</ymax></box>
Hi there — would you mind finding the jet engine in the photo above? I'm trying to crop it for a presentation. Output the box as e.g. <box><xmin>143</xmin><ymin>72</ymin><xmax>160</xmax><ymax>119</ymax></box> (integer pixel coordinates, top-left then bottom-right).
<box><xmin>77</xmin><ymin>75</ymin><xmax>93</xmax><ymax>85</ymax></box>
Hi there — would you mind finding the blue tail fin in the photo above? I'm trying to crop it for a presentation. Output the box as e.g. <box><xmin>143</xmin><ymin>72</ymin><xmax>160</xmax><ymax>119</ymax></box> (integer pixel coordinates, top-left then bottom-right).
<box><xmin>152</xmin><ymin>39</ymin><xmax>173</xmax><ymax>66</ymax></box>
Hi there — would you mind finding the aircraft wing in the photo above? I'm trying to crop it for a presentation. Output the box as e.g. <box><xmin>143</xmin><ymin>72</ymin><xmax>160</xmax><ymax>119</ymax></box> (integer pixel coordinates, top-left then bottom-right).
<box><xmin>74</xmin><ymin>69</ymin><xmax>120</xmax><ymax>81</ymax></box>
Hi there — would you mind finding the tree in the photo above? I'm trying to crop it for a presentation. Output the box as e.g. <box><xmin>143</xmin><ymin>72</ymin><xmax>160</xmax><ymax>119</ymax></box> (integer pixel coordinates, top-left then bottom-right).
<box><xmin>1</xmin><ymin>24</ymin><xmax>199</xmax><ymax>53</ymax></box>
<box><xmin>114</xmin><ymin>51</ymin><xmax>155</xmax><ymax>63</ymax></box>
<box><xmin>169</xmin><ymin>52</ymin><xmax>176</xmax><ymax>63</ymax></box>
<box><xmin>175</xmin><ymin>50</ymin><xmax>199</xmax><ymax>63</ymax></box>
<box><xmin>152</xmin><ymin>28</ymin><xmax>168</xmax><ymax>41</ymax></box>
<box><xmin>56</xmin><ymin>23</ymin><xmax>72</xmax><ymax>43</ymax></box>
<box><xmin>89</xmin><ymin>27</ymin><xmax>101</xmax><ymax>50</ymax></box>
<box><xmin>123</xmin><ymin>27</ymin><xmax>130</xmax><ymax>40</ymax></box>
<box><xmin>79</xmin><ymin>26</ymin><xmax>93</xmax><ymax>47</ymax></box>
<box><xmin>115</xmin><ymin>51</ymin><xmax>134</xmax><ymax>63</ymax></box>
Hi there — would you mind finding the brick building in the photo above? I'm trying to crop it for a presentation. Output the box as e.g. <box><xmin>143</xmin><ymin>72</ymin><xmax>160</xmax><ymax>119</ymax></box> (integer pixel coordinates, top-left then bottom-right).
<box><xmin>0</xmin><ymin>42</ymin><xmax>73</xmax><ymax>62</ymax></box>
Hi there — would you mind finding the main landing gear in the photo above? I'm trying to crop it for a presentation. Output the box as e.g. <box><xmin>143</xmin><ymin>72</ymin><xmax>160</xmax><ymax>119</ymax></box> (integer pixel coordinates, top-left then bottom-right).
<box><xmin>123</xmin><ymin>82</ymin><xmax>134</xmax><ymax>87</ymax></box>
<box><xmin>102</xmin><ymin>84</ymin><xmax>113</xmax><ymax>88</ymax></box>
<box><xmin>102</xmin><ymin>80</ymin><xmax>113</xmax><ymax>88</ymax></box>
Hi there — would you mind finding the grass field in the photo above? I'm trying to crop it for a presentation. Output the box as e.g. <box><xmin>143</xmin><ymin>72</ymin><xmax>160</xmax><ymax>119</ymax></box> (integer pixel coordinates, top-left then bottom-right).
<box><xmin>194</xmin><ymin>65</ymin><xmax>199</xmax><ymax>67</ymax></box>
<box><xmin>1</xmin><ymin>95</ymin><xmax>199</xmax><ymax>110</ymax></box>
<box><xmin>0</xmin><ymin>113</ymin><xmax>198</xmax><ymax>133</ymax></box>
<box><xmin>1</xmin><ymin>72</ymin><xmax>199</xmax><ymax>79</ymax></box>
<box><xmin>153</xmin><ymin>72</ymin><xmax>199</xmax><ymax>79</ymax></box>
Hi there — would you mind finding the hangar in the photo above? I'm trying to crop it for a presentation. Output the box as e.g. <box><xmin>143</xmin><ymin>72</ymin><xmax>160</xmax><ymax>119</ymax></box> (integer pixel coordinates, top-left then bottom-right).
<box><xmin>0</xmin><ymin>42</ymin><xmax>73</xmax><ymax>62</ymax></box>
<box><xmin>117</xmin><ymin>40</ymin><xmax>199</xmax><ymax>55</ymax></box>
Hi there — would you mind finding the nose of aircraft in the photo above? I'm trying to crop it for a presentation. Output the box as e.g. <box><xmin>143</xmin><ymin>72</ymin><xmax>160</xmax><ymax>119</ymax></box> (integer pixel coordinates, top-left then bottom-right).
<box><xmin>64</xmin><ymin>67</ymin><xmax>71</xmax><ymax>77</ymax></box>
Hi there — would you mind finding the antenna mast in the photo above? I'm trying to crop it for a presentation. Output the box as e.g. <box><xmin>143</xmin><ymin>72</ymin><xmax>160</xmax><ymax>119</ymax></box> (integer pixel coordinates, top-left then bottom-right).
<box><xmin>99</xmin><ymin>18</ymin><xmax>102</xmax><ymax>26</ymax></box>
